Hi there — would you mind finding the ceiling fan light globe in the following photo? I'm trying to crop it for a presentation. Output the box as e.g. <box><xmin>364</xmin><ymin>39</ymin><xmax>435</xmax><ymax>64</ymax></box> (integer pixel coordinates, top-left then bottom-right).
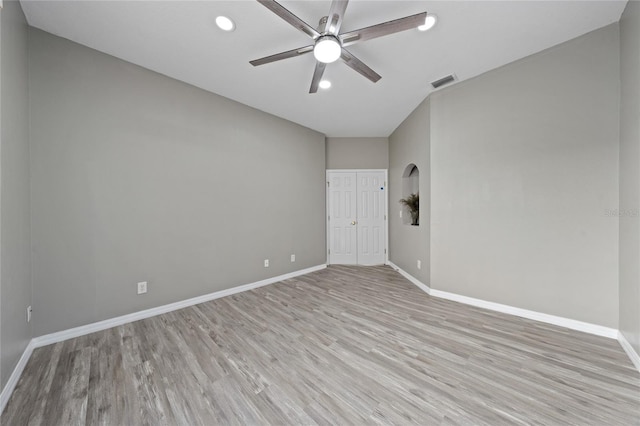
<box><xmin>314</xmin><ymin>36</ymin><xmax>341</xmax><ymax>63</ymax></box>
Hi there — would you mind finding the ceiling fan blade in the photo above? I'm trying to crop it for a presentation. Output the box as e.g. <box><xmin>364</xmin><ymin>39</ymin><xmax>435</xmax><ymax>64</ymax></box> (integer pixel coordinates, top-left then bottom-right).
<box><xmin>339</xmin><ymin>12</ymin><xmax>427</xmax><ymax>47</ymax></box>
<box><xmin>250</xmin><ymin>46</ymin><xmax>314</xmax><ymax>66</ymax></box>
<box><xmin>340</xmin><ymin>49</ymin><xmax>381</xmax><ymax>83</ymax></box>
<box><xmin>257</xmin><ymin>0</ymin><xmax>320</xmax><ymax>40</ymax></box>
<box><xmin>325</xmin><ymin>0</ymin><xmax>349</xmax><ymax>35</ymax></box>
<box><xmin>309</xmin><ymin>61</ymin><xmax>327</xmax><ymax>93</ymax></box>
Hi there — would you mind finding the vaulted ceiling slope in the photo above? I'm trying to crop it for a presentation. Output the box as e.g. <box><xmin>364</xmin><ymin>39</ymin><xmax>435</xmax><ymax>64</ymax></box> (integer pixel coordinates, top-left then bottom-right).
<box><xmin>21</xmin><ymin>1</ymin><xmax>626</xmax><ymax>137</ymax></box>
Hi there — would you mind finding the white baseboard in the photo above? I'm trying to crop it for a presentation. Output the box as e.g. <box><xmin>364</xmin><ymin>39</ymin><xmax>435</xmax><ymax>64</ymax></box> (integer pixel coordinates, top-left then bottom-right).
<box><xmin>387</xmin><ymin>262</ymin><xmax>619</xmax><ymax>340</ymax></box>
<box><xmin>618</xmin><ymin>331</ymin><xmax>640</xmax><ymax>372</ymax></box>
<box><xmin>3</xmin><ymin>261</ymin><xmax>636</xmax><ymax>416</ymax></box>
<box><xmin>0</xmin><ymin>264</ymin><xmax>326</xmax><ymax>414</ymax></box>
<box><xmin>387</xmin><ymin>261</ymin><xmax>431</xmax><ymax>294</ymax></box>
<box><xmin>0</xmin><ymin>340</ymin><xmax>35</xmax><ymax>415</ymax></box>
<box><xmin>33</xmin><ymin>264</ymin><xmax>326</xmax><ymax>348</ymax></box>
<box><xmin>429</xmin><ymin>288</ymin><xmax>619</xmax><ymax>339</ymax></box>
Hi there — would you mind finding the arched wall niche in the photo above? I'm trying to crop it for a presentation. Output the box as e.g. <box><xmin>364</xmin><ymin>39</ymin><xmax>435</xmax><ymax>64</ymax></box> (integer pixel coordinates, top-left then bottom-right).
<box><xmin>401</xmin><ymin>164</ymin><xmax>419</xmax><ymax>225</ymax></box>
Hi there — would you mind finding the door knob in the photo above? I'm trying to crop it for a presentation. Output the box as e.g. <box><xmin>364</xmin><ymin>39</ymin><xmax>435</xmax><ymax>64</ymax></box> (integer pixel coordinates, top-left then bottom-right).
<box><xmin>351</xmin><ymin>221</ymin><xmax>357</xmax><ymax>225</ymax></box>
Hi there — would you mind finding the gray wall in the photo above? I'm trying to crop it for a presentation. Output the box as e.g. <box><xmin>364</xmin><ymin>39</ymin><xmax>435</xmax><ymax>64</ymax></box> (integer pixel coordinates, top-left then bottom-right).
<box><xmin>29</xmin><ymin>28</ymin><xmax>326</xmax><ymax>336</ymax></box>
<box><xmin>326</xmin><ymin>137</ymin><xmax>388</xmax><ymax>170</ymax></box>
<box><xmin>1</xmin><ymin>0</ymin><xmax>31</xmax><ymax>388</ymax></box>
<box><xmin>388</xmin><ymin>99</ymin><xmax>430</xmax><ymax>285</ymax></box>
<box><xmin>619</xmin><ymin>1</ymin><xmax>640</xmax><ymax>355</ymax></box>
<box><xmin>1</xmin><ymin>1</ymin><xmax>3</xmax><ymax>392</ymax></box>
<box><xmin>430</xmin><ymin>24</ymin><xmax>620</xmax><ymax>328</ymax></box>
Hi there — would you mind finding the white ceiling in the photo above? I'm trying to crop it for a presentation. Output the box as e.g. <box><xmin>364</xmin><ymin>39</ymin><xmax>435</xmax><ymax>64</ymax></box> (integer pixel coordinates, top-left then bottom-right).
<box><xmin>21</xmin><ymin>0</ymin><xmax>626</xmax><ymax>137</ymax></box>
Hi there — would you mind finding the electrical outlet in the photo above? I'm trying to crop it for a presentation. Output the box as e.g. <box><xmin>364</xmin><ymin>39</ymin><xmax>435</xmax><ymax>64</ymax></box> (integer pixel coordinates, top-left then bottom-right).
<box><xmin>137</xmin><ymin>281</ymin><xmax>148</xmax><ymax>295</ymax></box>
<box><xmin>290</xmin><ymin>254</ymin><xmax>296</xmax><ymax>262</ymax></box>
<box><xmin>26</xmin><ymin>306</ymin><xmax>32</xmax><ymax>323</ymax></box>
<box><xmin>399</xmin><ymin>210</ymin><xmax>403</xmax><ymax>218</ymax></box>
<box><xmin>417</xmin><ymin>260</ymin><xmax>422</xmax><ymax>270</ymax></box>
<box><xmin>264</xmin><ymin>259</ymin><xmax>269</xmax><ymax>267</ymax></box>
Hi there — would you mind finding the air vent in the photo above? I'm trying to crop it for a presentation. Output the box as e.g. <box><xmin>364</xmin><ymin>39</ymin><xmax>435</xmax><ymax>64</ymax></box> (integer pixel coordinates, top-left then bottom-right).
<box><xmin>431</xmin><ymin>74</ymin><xmax>456</xmax><ymax>89</ymax></box>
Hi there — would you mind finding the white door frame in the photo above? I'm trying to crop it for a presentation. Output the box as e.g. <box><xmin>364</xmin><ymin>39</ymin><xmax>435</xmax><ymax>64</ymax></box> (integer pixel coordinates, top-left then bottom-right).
<box><xmin>326</xmin><ymin>169</ymin><xmax>389</xmax><ymax>265</ymax></box>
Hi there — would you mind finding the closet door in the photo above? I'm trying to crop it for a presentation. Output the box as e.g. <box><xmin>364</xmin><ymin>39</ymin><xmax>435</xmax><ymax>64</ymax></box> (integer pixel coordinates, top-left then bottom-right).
<box><xmin>327</xmin><ymin>170</ymin><xmax>386</xmax><ymax>265</ymax></box>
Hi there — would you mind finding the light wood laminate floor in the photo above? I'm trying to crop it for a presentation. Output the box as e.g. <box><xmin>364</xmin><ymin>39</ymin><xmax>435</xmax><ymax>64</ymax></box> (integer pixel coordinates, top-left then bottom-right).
<box><xmin>3</xmin><ymin>265</ymin><xmax>639</xmax><ymax>425</ymax></box>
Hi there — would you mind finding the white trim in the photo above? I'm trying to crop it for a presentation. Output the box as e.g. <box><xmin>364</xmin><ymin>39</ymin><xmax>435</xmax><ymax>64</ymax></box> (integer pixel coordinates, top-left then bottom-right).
<box><xmin>1</xmin><ymin>264</ymin><xmax>326</xmax><ymax>413</ymax></box>
<box><xmin>0</xmin><ymin>340</ymin><xmax>35</xmax><ymax>414</ymax></box>
<box><xmin>618</xmin><ymin>331</ymin><xmax>640</xmax><ymax>373</ymax></box>
<box><xmin>326</xmin><ymin>171</ymin><xmax>331</xmax><ymax>265</ymax></box>
<box><xmin>326</xmin><ymin>169</ymin><xmax>388</xmax><ymax>173</ymax></box>
<box><xmin>387</xmin><ymin>261</ymin><xmax>431</xmax><ymax>294</ymax></box>
<box><xmin>33</xmin><ymin>264</ymin><xmax>326</xmax><ymax>348</ymax></box>
<box><xmin>384</xmin><ymin>170</ymin><xmax>389</xmax><ymax>265</ymax></box>
<box><xmin>387</xmin><ymin>262</ymin><xmax>618</xmax><ymax>340</ymax></box>
<box><xmin>2</xmin><ymin>262</ymin><xmax>634</xmax><ymax>414</ymax></box>
<box><xmin>430</xmin><ymin>288</ymin><xmax>618</xmax><ymax>339</ymax></box>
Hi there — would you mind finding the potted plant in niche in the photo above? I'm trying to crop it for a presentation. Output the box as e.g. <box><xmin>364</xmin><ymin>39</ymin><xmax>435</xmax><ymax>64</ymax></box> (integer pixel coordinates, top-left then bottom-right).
<box><xmin>399</xmin><ymin>193</ymin><xmax>419</xmax><ymax>226</ymax></box>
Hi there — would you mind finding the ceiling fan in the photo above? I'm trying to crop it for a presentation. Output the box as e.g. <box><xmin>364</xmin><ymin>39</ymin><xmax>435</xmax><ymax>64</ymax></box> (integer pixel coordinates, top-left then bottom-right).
<box><xmin>250</xmin><ymin>0</ymin><xmax>427</xmax><ymax>93</ymax></box>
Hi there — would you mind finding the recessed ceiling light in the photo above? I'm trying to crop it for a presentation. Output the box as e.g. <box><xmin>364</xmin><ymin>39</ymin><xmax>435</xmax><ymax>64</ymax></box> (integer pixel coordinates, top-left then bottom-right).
<box><xmin>319</xmin><ymin>80</ymin><xmax>332</xmax><ymax>90</ymax></box>
<box><xmin>215</xmin><ymin>16</ymin><xmax>235</xmax><ymax>32</ymax></box>
<box><xmin>418</xmin><ymin>14</ymin><xmax>437</xmax><ymax>32</ymax></box>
